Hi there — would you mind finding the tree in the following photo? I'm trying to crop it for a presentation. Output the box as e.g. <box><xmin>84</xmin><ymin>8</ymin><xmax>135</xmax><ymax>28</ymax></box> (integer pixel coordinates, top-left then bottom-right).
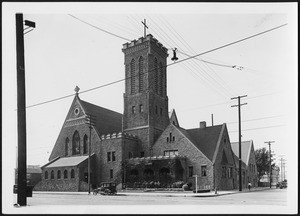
<box><xmin>255</xmin><ymin>147</ymin><xmax>276</xmax><ymax>182</ymax></box>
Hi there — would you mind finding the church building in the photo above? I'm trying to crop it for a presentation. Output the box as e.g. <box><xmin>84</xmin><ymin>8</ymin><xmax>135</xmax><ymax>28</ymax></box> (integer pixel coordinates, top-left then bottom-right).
<box><xmin>34</xmin><ymin>34</ymin><xmax>238</xmax><ymax>192</ymax></box>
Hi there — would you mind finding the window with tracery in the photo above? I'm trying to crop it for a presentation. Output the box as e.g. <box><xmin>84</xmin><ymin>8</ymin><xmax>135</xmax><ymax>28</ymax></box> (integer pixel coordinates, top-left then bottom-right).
<box><xmin>138</xmin><ymin>57</ymin><xmax>143</xmax><ymax>92</ymax></box>
<box><xmin>130</xmin><ymin>59</ymin><xmax>135</xmax><ymax>94</ymax></box>
<box><xmin>83</xmin><ymin>135</ymin><xmax>88</xmax><ymax>154</ymax></box>
<box><xmin>159</xmin><ymin>62</ymin><xmax>163</xmax><ymax>96</ymax></box>
<box><xmin>72</xmin><ymin>131</ymin><xmax>80</xmax><ymax>155</ymax></box>
<box><xmin>154</xmin><ymin>58</ymin><xmax>158</xmax><ymax>94</ymax></box>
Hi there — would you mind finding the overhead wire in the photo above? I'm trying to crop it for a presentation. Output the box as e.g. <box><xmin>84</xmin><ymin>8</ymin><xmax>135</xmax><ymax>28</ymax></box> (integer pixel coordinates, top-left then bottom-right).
<box><xmin>155</xmin><ymin>15</ymin><xmax>237</xmax><ymax>98</ymax></box>
<box><xmin>68</xmin><ymin>14</ymin><xmax>131</xmax><ymax>42</ymax></box>
<box><xmin>228</xmin><ymin>124</ymin><xmax>286</xmax><ymax>133</ymax></box>
<box><xmin>96</xmin><ymin>15</ymin><xmax>141</xmax><ymax>38</ymax></box>
<box><xmin>144</xmin><ymin>14</ymin><xmax>234</xmax><ymax>98</ymax></box>
<box><xmin>23</xmin><ymin>22</ymin><xmax>287</xmax><ymax>109</ymax></box>
<box><xmin>226</xmin><ymin>114</ymin><xmax>284</xmax><ymax>124</ymax></box>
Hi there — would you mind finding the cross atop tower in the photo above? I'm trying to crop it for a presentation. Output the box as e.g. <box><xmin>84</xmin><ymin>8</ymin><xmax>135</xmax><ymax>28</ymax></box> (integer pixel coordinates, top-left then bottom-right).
<box><xmin>141</xmin><ymin>19</ymin><xmax>148</xmax><ymax>37</ymax></box>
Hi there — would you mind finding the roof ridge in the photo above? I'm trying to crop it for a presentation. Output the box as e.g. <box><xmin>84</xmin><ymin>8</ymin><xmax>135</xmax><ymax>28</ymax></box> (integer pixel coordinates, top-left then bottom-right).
<box><xmin>80</xmin><ymin>99</ymin><xmax>122</xmax><ymax>115</ymax></box>
<box><xmin>186</xmin><ymin>124</ymin><xmax>223</xmax><ymax>131</ymax></box>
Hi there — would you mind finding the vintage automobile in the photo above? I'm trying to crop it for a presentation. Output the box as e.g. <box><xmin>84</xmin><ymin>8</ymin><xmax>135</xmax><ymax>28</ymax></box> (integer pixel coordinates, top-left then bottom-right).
<box><xmin>93</xmin><ymin>182</ymin><xmax>117</xmax><ymax>195</ymax></box>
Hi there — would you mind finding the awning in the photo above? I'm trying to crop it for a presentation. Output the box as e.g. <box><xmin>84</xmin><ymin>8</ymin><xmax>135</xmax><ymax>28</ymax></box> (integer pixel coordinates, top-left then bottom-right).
<box><xmin>44</xmin><ymin>154</ymin><xmax>94</xmax><ymax>168</ymax></box>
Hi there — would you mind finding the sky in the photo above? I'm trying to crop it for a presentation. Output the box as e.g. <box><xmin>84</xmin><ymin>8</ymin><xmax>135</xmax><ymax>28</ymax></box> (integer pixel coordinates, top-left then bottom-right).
<box><xmin>2</xmin><ymin>2</ymin><xmax>298</xmax><ymax>213</ymax></box>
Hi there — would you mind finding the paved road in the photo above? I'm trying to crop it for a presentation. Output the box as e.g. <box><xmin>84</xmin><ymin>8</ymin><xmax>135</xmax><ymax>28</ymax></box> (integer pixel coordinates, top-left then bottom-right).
<box><xmin>9</xmin><ymin>189</ymin><xmax>291</xmax><ymax>214</ymax></box>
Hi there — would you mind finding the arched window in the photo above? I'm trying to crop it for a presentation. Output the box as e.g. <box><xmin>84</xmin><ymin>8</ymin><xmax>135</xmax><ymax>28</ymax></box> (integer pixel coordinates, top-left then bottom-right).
<box><xmin>138</xmin><ymin>57</ymin><xmax>144</xmax><ymax>92</ymax></box>
<box><xmin>45</xmin><ymin>171</ymin><xmax>48</xmax><ymax>180</ymax></box>
<box><xmin>51</xmin><ymin>170</ymin><xmax>54</xmax><ymax>180</ymax></box>
<box><xmin>130</xmin><ymin>59</ymin><xmax>135</xmax><ymax>94</ymax></box>
<box><xmin>154</xmin><ymin>58</ymin><xmax>158</xmax><ymax>94</ymax></box>
<box><xmin>64</xmin><ymin>170</ymin><xmax>68</xmax><ymax>179</ymax></box>
<box><xmin>65</xmin><ymin>137</ymin><xmax>69</xmax><ymax>156</ymax></box>
<box><xmin>83</xmin><ymin>135</ymin><xmax>88</xmax><ymax>154</ymax></box>
<box><xmin>130</xmin><ymin>169</ymin><xmax>139</xmax><ymax>176</ymax></box>
<box><xmin>57</xmin><ymin>170</ymin><xmax>61</xmax><ymax>179</ymax></box>
<box><xmin>71</xmin><ymin>169</ymin><xmax>75</xmax><ymax>179</ymax></box>
<box><xmin>159</xmin><ymin>62</ymin><xmax>164</xmax><ymax>96</ymax></box>
<box><xmin>72</xmin><ymin>131</ymin><xmax>80</xmax><ymax>155</ymax></box>
<box><xmin>144</xmin><ymin>168</ymin><xmax>154</xmax><ymax>177</ymax></box>
<box><xmin>159</xmin><ymin>167</ymin><xmax>170</xmax><ymax>176</ymax></box>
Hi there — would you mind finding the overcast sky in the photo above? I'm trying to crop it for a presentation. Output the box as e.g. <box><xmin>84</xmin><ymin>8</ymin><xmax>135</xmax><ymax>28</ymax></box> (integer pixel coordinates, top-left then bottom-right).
<box><xmin>2</xmin><ymin>2</ymin><xmax>298</xmax><ymax>213</ymax></box>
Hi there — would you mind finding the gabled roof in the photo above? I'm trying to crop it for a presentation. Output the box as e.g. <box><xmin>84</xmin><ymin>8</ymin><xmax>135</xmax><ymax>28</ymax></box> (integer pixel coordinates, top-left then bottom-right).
<box><xmin>185</xmin><ymin>125</ymin><xmax>223</xmax><ymax>162</ymax></box>
<box><xmin>169</xmin><ymin>109</ymin><xmax>180</xmax><ymax>127</ymax></box>
<box><xmin>80</xmin><ymin>99</ymin><xmax>122</xmax><ymax>136</ymax></box>
<box><xmin>233</xmin><ymin>153</ymin><xmax>247</xmax><ymax>169</ymax></box>
<box><xmin>231</xmin><ymin>140</ymin><xmax>253</xmax><ymax>166</ymax></box>
<box><xmin>44</xmin><ymin>154</ymin><xmax>94</xmax><ymax>168</ymax></box>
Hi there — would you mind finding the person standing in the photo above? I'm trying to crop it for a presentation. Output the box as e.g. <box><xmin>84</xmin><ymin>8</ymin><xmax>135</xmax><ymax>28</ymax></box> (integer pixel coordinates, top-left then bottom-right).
<box><xmin>248</xmin><ymin>182</ymin><xmax>252</xmax><ymax>191</ymax></box>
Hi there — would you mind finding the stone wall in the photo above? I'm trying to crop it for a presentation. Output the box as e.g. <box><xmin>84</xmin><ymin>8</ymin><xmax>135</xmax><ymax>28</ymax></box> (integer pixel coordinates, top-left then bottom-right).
<box><xmin>152</xmin><ymin>124</ymin><xmax>213</xmax><ymax>190</ymax></box>
<box><xmin>213</xmin><ymin>125</ymin><xmax>238</xmax><ymax>190</ymax></box>
<box><xmin>34</xmin><ymin>166</ymin><xmax>79</xmax><ymax>191</ymax></box>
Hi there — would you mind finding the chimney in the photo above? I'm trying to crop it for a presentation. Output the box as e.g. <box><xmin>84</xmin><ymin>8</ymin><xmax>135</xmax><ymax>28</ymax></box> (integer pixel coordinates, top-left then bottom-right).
<box><xmin>200</xmin><ymin>121</ymin><xmax>206</xmax><ymax>129</ymax></box>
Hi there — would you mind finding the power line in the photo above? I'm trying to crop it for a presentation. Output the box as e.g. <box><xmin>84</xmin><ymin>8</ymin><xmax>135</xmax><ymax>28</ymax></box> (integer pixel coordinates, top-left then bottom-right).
<box><xmin>228</xmin><ymin>124</ymin><xmax>286</xmax><ymax>133</ymax></box>
<box><xmin>226</xmin><ymin>114</ymin><xmax>284</xmax><ymax>124</ymax></box>
<box><xmin>146</xmin><ymin>15</ymin><xmax>235</xmax><ymax>98</ymax></box>
<box><xmin>22</xmin><ymin>23</ymin><xmax>287</xmax><ymax>109</ymax></box>
<box><xmin>167</xmin><ymin>23</ymin><xmax>287</xmax><ymax>67</ymax></box>
<box><xmin>68</xmin><ymin>14</ymin><xmax>131</xmax><ymax>42</ymax></box>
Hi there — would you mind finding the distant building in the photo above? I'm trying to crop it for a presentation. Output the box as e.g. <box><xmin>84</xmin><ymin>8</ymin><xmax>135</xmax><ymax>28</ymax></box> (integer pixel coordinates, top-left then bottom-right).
<box><xmin>15</xmin><ymin>165</ymin><xmax>42</xmax><ymax>186</ymax></box>
<box><xmin>231</xmin><ymin>140</ymin><xmax>258</xmax><ymax>187</ymax></box>
<box><xmin>35</xmin><ymin>34</ymin><xmax>238</xmax><ymax>192</ymax></box>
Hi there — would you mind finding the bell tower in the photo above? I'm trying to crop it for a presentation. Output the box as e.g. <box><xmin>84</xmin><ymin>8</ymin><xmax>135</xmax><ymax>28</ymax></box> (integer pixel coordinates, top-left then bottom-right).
<box><xmin>122</xmin><ymin>34</ymin><xmax>169</xmax><ymax>157</ymax></box>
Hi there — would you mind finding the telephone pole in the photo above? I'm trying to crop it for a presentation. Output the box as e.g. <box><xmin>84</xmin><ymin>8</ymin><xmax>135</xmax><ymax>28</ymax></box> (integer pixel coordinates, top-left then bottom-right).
<box><xmin>231</xmin><ymin>95</ymin><xmax>247</xmax><ymax>191</ymax></box>
<box><xmin>278</xmin><ymin>155</ymin><xmax>285</xmax><ymax>182</ymax></box>
<box><xmin>85</xmin><ymin>113</ymin><xmax>96</xmax><ymax>194</ymax></box>
<box><xmin>265</xmin><ymin>141</ymin><xmax>275</xmax><ymax>188</ymax></box>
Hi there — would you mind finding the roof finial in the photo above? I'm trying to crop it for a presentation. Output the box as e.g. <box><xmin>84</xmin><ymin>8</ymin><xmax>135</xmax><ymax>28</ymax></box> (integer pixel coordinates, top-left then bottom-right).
<box><xmin>74</xmin><ymin>85</ymin><xmax>80</xmax><ymax>96</ymax></box>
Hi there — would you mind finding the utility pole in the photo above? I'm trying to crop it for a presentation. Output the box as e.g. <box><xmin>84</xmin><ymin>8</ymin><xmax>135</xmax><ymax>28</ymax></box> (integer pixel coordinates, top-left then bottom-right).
<box><xmin>211</xmin><ymin>114</ymin><xmax>214</xmax><ymax>126</ymax></box>
<box><xmin>278</xmin><ymin>155</ymin><xmax>285</xmax><ymax>182</ymax></box>
<box><xmin>265</xmin><ymin>141</ymin><xmax>275</xmax><ymax>188</ymax></box>
<box><xmin>16</xmin><ymin>14</ymin><xmax>35</xmax><ymax>206</ymax></box>
<box><xmin>231</xmin><ymin>95</ymin><xmax>247</xmax><ymax>191</ymax></box>
<box><xmin>85</xmin><ymin>113</ymin><xmax>96</xmax><ymax>194</ymax></box>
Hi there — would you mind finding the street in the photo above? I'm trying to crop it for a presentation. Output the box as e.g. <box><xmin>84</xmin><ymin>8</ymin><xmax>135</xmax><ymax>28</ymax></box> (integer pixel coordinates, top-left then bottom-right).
<box><xmin>8</xmin><ymin>189</ymin><xmax>292</xmax><ymax>214</ymax></box>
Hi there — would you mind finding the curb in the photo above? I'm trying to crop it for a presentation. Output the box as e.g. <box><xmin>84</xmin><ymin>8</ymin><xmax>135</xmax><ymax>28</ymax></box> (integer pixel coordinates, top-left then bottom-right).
<box><xmin>32</xmin><ymin>187</ymin><xmax>270</xmax><ymax>198</ymax></box>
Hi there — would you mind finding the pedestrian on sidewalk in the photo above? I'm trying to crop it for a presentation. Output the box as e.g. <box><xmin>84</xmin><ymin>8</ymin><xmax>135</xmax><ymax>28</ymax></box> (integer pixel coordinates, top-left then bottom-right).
<box><xmin>248</xmin><ymin>182</ymin><xmax>252</xmax><ymax>191</ymax></box>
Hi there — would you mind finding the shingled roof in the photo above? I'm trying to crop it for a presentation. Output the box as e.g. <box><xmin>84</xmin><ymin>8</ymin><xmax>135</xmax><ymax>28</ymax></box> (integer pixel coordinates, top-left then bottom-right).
<box><xmin>231</xmin><ymin>140</ymin><xmax>252</xmax><ymax>166</ymax></box>
<box><xmin>175</xmin><ymin>124</ymin><xmax>224</xmax><ymax>162</ymax></box>
<box><xmin>233</xmin><ymin>153</ymin><xmax>247</xmax><ymax>169</ymax></box>
<box><xmin>187</xmin><ymin>125</ymin><xmax>223</xmax><ymax>161</ymax></box>
<box><xmin>80</xmin><ymin>99</ymin><xmax>122</xmax><ymax>136</ymax></box>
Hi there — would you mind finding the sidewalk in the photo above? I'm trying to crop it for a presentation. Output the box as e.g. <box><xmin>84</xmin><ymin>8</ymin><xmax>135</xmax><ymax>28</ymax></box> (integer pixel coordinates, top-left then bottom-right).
<box><xmin>33</xmin><ymin>187</ymin><xmax>272</xmax><ymax>197</ymax></box>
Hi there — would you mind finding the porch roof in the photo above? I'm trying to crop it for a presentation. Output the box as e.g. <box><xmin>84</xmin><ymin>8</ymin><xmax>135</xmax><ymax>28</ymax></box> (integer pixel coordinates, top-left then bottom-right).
<box><xmin>127</xmin><ymin>155</ymin><xmax>187</xmax><ymax>163</ymax></box>
<box><xmin>44</xmin><ymin>154</ymin><xmax>94</xmax><ymax>168</ymax></box>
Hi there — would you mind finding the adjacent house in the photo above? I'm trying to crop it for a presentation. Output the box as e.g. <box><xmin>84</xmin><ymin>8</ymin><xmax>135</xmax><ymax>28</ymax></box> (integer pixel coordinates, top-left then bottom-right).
<box><xmin>231</xmin><ymin>140</ymin><xmax>258</xmax><ymax>187</ymax></box>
